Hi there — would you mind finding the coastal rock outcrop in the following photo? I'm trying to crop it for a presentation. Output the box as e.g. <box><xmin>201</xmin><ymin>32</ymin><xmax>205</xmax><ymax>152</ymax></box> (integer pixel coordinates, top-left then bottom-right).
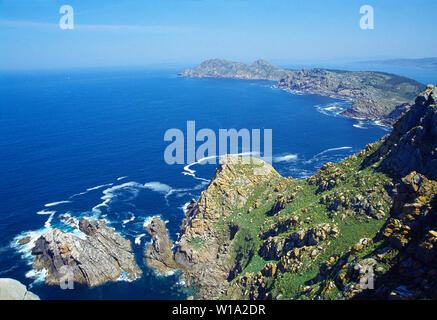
<box><xmin>145</xmin><ymin>217</ymin><xmax>178</xmax><ymax>274</ymax></box>
<box><xmin>0</xmin><ymin>278</ymin><xmax>40</xmax><ymax>300</ymax></box>
<box><xmin>259</xmin><ymin>224</ymin><xmax>339</xmax><ymax>260</ymax></box>
<box><xmin>31</xmin><ymin>218</ymin><xmax>142</xmax><ymax>287</ymax></box>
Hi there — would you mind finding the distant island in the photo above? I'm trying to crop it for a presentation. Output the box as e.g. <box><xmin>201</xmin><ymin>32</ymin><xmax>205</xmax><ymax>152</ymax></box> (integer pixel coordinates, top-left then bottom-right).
<box><xmin>180</xmin><ymin>59</ymin><xmax>425</xmax><ymax>126</ymax></box>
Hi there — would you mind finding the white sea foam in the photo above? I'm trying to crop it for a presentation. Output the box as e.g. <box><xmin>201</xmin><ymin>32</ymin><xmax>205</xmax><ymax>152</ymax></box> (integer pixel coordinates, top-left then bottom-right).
<box><xmin>86</xmin><ymin>183</ymin><xmax>113</xmax><ymax>191</ymax></box>
<box><xmin>176</xmin><ymin>278</ymin><xmax>186</xmax><ymax>286</ymax></box>
<box><xmin>134</xmin><ymin>234</ymin><xmax>146</xmax><ymax>245</ymax></box>
<box><xmin>69</xmin><ymin>191</ymin><xmax>88</xmax><ymax>198</ymax></box>
<box><xmin>143</xmin><ymin>215</ymin><xmax>161</xmax><ymax>228</ymax></box>
<box><xmin>183</xmin><ymin>155</ymin><xmax>218</xmax><ymax>179</ymax></box>
<box><xmin>274</xmin><ymin>154</ymin><xmax>298</xmax><ymax>163</ymax></box>
<box><xmin>92</xmin><ymin>182</ymin><xmax>144</xmax><ymax>213</ymax></box>
<box><xmin>122</xmin><ymin>214</ymin><xmax>136</xmax><ymax>225</ymax></box>
<box><xmin>115</xmin><ymin>271</ymin><xmax>137</xmax><ymax>283</ymax></box>
<box><xmin>373</xmin><ymin>120</ymin><xmax>392</xmax><ymax>132</ymax></box>
<box><xmin>182</xmin><ymin>152</ymin><xmax>259</xmax><ymax>181</ymax></box>
<box><xmin>143</xmin><ymin>182</ymin><xmax>172</xmax><ymax>194</ymax></box>
<box><xmin>11</xmin><ymin>211</ymin><xmax>55</xmax><ymax>269</ymax></box>
<box><xmin>314</xmin><ymin>146</ymin><xmax>352</xmax><ymax>157</ymax></box>
<box><xmin>353</xmin><ymin>121</ymin><xmax>368</xmax><ymax>129</ymax></box>
<box><xmin>315</xmin><ymin>101</ymin><xmax>350</xmax><ymax>117</ymax></box>
<box><xmin>59</xmin><ymin>212</ymin><xmax>79</xmax><ymax>229</ymax></box>
<box><xmin>44</xmin><ymin>200</ymin><xmax>71</xmax><ymax>207</ymax></box>
<box><xmin>304</xmin><ymin>147</ymin><xmax>353</xmax><ymax>165</ymax></box>
<box><xmin>180</xmin><ymin>202</ymin><xmax>190</xmax><ymax>214</ymax></box>
<box><xmin>36</xmin><ymin>210</ymin><xmax>56</xmax><ymax>215</ymax></box>
<box><xmin>117</xmin><ymin>176</ymin><xmax>128</xmax><ymax>181</ymax></box>
<box><xmin>25</xmin><ymin>268</ymin><xmax>48</xmax><ymax>285</ymax></box>
<box><xmin>43</xmin><ymin>211</ymin><xmax>55</xmax><ymax>230</ymax></box>
<box><xmin>164</xmin><ymin>270</ymin><xmax>176</xmax><ymax>277</ymax></box>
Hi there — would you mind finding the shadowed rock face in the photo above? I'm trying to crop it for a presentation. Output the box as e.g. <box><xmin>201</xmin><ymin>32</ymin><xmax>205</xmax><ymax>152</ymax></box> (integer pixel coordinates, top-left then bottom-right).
<box><xmin>375</xmin><ymin>85</ymin><xmax>437</xmax><ymax>179</ymax></box>
<box><xmin>31</xmin><ymin>218</ymin><xmax>142</xmax><ymax>287</ymax></box>
<box><xmin>145</xmin><ymin>217</ymin><xmax>178</xmax><ymax>274</ymax></box>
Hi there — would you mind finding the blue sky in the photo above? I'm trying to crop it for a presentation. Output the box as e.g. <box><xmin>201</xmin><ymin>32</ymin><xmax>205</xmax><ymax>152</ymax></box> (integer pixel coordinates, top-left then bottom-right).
<box><xmin>0</xmin><ymin>0</ymin><xmax>436</xmax><ymax>70</ymax></box>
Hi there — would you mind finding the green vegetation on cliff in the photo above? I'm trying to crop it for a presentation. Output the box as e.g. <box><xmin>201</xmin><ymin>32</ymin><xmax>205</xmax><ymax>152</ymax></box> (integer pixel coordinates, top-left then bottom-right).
<box><xmin>169</xmin><ymin>85</ymin><xmax>437</xmax><ymax>300</ymax></box>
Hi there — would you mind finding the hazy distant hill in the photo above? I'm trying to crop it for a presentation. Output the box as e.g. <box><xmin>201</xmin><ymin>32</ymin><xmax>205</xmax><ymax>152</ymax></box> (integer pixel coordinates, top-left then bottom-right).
<box><xmin>180</xmin><ymin>58</ymin><xmax>291</xmax><ymax>81</ymax></box>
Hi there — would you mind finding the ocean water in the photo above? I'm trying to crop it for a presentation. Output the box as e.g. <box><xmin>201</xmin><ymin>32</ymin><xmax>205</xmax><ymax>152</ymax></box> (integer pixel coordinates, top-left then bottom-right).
<box><xmin>0</xmin><ymin>67</ymin><xmax>399</xmax><ymax>299</ymax></box>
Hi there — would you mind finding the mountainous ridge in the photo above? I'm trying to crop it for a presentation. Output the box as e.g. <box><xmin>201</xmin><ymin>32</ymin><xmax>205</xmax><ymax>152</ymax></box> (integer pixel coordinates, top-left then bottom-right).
<box><xmin>180</xmin><ymin>58</ymin><xmax>290</xmax><ymax>81</ymax></box>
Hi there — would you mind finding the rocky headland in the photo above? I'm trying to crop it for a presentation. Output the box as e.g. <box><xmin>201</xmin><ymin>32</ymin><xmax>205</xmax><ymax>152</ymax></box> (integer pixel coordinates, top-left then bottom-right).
<box><xmin>146</xmin><ymin>85</ymin><xmax>437</xmax><ymax>300</ymax></box>
<box><xmin>30</xmin><ymin>218</ymin><xmax>142</xmax><ymax>287</ymax></box>
<box><xmin>180</xmin><ymin>59</ymin><xmax>425</xmax><ymax>126</ymax></box>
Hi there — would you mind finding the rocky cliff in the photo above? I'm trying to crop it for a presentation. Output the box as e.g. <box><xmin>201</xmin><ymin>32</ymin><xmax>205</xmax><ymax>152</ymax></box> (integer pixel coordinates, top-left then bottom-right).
<box><xmin>181</xmin><ymin>59</ymin><xmax>424</xmax><ymax>125</ymax></box>
<box><xmin>147</xmin><ymin>86</ymin><xmax>437</xmax><ymax>300</ymax></box>
<box><xmin>277</xmin><ymin>68</ymin><xmax>423</xmax><ymax>125</ymax></box>
<box><xmin>370</xmin><ymin>85</ymin><xmax>437</xmax><ymax>179</ymax></box>
<box><xmin>31</xmin><ymin>218</ymin><xmax>142</xmax><ymax>287</ymax></box>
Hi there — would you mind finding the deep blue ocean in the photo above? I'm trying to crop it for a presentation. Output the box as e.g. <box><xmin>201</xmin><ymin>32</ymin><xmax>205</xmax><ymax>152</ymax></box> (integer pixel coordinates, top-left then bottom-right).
<box><xmin>0</xmin><ymin>66</ymin><xmax>434</xmax><ymax>299</ymax></box>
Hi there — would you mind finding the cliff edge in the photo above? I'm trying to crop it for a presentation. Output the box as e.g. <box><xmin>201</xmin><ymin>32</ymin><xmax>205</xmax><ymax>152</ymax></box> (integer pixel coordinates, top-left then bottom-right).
<box><xmin>147</xmin><ymin>86</ymin><xmax>437</xmax><ymax>300</ymax></box>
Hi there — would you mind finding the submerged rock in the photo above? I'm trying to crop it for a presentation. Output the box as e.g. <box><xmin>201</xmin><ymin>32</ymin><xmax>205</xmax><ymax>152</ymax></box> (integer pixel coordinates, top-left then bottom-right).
<box><xmin>0</xmin><ymin>278</ymin><xmax>40</xmax><ymax>300</ymax></box>
<box><xmin>31</xmin><ymin>218</ymin><xmax>142</xmax><ymax>287</ymax></box>
<box><xmin>18</xmin><ymin>236</ymin><xmax>31</xmax><ymax>246</ymax></box>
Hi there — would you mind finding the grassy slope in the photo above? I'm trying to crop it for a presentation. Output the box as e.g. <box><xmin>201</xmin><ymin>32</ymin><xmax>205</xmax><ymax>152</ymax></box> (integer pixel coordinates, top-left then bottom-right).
<box><xmin>204</xmin><ymin>141</ymin><xmax>396</xmax><ymax>299</ymax></box>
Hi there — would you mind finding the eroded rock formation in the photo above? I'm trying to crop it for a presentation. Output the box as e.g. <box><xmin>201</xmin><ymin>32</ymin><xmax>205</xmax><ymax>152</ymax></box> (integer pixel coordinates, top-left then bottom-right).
<box><xmin>31</xmin><ymin>218</ymin><xmax>142</xmax><ymax>287</ymax></box>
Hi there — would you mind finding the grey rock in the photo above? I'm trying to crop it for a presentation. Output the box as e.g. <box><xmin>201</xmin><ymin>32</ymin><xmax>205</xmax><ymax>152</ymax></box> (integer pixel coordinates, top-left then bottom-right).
<box><xmin>375</xmin><ymin>85</ymin><xmax>437</xmax><ymax>179</ymax></box>
<box><xmin>31</xmin><ymin>218</ymin><xmax>142</xmax><ymax>287</ymax></box>
<box><xmin>145</xmin><ymin>217</ymin><xmax>179</xmax><ymax>274</ymax></box>
<box><xmin>0</xmin><ymin>278</ymin><xmax>40</xmax><ymax>300</ymax></box>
